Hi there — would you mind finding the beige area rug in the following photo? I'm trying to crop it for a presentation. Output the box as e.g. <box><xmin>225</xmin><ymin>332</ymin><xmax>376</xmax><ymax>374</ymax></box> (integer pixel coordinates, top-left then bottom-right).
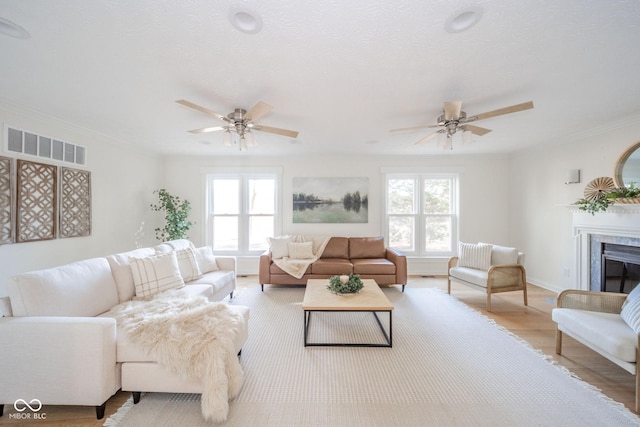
<box><xmin>105</xmin><ymin>287</ymin><xmax>640</xmax><ymax>426</ymax></box>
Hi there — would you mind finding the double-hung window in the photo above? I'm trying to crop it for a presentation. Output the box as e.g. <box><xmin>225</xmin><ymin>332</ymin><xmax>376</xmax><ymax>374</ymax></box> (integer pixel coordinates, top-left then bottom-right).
<box><xmin>385</xmin><ymin>172</ymin><xmax>458</xmax><ymax>256</ymax></box>
<box><xmin>205</xmin><ymin>168</ymin><xmax>281</xmax><ymax>255</ymax></box>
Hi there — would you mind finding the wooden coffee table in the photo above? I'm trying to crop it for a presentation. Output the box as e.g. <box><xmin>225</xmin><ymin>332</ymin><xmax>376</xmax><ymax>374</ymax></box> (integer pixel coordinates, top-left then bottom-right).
<box><xmin>302</xmin><ymin>279</ymin><xmax>394</xmax><ymax>347</ymax></box>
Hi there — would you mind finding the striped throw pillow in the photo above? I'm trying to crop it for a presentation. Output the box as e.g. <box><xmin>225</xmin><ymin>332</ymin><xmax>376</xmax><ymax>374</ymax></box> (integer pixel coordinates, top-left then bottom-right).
<box><xmin>458</xmin><ymin>242</ymin><xmax>493</xmax><ymax>271</ymax></box>
<box><xmin>129</xmin><ymin>252</ymin><xmax>185</xmax><ymax>298</ymax></box>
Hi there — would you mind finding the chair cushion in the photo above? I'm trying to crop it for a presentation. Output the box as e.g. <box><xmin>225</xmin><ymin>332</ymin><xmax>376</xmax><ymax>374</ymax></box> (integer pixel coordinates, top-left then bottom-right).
<box><xmin>490</xmin><ymin>245</ymin><xmax>519</xmax><ymax>265</ymax></box>
<box><xmin>349</xmin><ymin>237</ymin><xmax>386</xmax><ymax>259</ymax></box>
<box><xmin>458</xmin><ymin>242</ymin><xmax>492</xmax><ymax>271</ymax></box>
<box><xmin>449</xmin><ymin>266</ymin><xmax>489</xmax><ymax>287</ymax></box>
<box><xmin>552</xmin><ymin>308</ymin><xmax>637</xmax><ymax>362</ymax></box>
<box><xmin>352</xmin><ymin>258</ymin><xmax>396</xmax><ymax>275</ymax></box>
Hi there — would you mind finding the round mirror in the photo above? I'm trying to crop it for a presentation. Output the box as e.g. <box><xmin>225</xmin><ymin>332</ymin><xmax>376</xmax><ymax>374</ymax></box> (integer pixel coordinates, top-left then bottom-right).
<box><xmin>614</xmin><ymin>141</ymin><xmax>640</xmax><ymax>188</ymax></box>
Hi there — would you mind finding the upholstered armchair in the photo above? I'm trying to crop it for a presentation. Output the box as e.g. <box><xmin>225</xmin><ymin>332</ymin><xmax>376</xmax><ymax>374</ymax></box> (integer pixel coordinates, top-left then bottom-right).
<box><xmin>448</xmin><ymin>242</ymin><xmax>528</xmax><ymax>312</ymax></box>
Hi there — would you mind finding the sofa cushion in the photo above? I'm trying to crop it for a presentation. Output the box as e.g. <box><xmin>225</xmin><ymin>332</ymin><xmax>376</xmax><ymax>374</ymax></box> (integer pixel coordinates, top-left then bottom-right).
<box><xmin>321</xmin><ymin>237</ymin><xmax>349</xmax><ymax>258</ymax></box>
<box><xmin>349</xmin><ymin>237</ymin><xmax>385</xmax><ymax>259</ymax></box>
<box><xmin>106</xmin><ymin>247</ymin><xmax>157</xmax><ymax>303</ymax></box>
<box><xmin>268</xmin><ymin>236</ymin><xmax>292</xmax><ymax>259</ymax></box>
<box><xmin>458</xmin><ymin>242</ymin><xmax>492</xmax><ymax>271</ymax></box>
<box><xmin>552</xmin><ymin>308</ymin><xmax>637</xmax><ymax>362</ymax></box>
<box><xmin>352</xmin><ymin>258</ymin><xmax>396</xmax><ymax>275</ymax></box>
<box><xmin>449</xmin><ymin>266</ymin><xmax>488</xmax><ymax>288</ymax></box>
<box><xmin>288</xmin><ymin>242</ymin><xmax>315</xmax><ymax>259</ymax></box>
<box><xmin>129</xmin><ymin>252</ymin><xmax>185</xmax><ymax>298</ymax></box>
<box><xmin>194</xmin><ymin>246</ymin><xmax>219</xmax><ymax>272</ymax></box>
<box><xmin>175</xmin><ymin>247</ymin><xmax>202</xmax><ymax>282</ymax></box>
<box><xmin>8</xmin><ymin>257</ymin><xmax>119</xmax><ymax>317</ymax></box>
<box><xmin>188</xmin><ymin>270</ymin><xmax>236</xmax><ymax>293</ymax></box>
<box><xmin>621</xmin><ymin>284</ymin><xmax>640</xmax><ymax>333</ymax></box>
<box><xmin>311</xmin><ymin>259</ymin><xmax>353</xmax><ymax>275</ymax></box>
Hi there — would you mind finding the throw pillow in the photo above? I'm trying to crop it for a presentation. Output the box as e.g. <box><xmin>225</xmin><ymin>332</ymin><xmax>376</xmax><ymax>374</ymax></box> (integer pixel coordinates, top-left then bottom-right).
<box><xmin>194</xmin><ymin>246</ymin><xmax>219</xmax><ymax>273</ymax></box>
<box><xmin>458</xmin><ymin>242</ymin><xmax>493</xmax><ymax>271</ymax></box>
<box><xmin>288</xmin><ymin>241</ymin><xmax>315</xmax><ymax>259</ymax></box>
<box><xmin>482</xmin><ymin>243</ymin><xmax>519</xmax><ymax>265</ymax></box>
<box><xmin>129</xmin><ymin>252</ymin><xmax>185</xmax><ymax>298</ymax></box>
<box><xmin>268</xmin><ymin>235</ymin><xmax>292</xmax><ymax>259</ymax></box>
<box><xmin>621</xmin><ymin>285</ymin><xmax>640</xmax><ymax>333</ymax></box>
<box><xmin>175</xmin><ymin>248</ymin><xmax>203</xmax><ymax>282</ymax></box>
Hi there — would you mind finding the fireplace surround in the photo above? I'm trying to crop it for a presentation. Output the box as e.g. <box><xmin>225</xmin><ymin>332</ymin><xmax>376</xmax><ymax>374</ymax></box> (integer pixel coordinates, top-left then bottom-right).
<box><xmin>573</xmin><ymin>205</ymin><xmax>640</xmax><ymax>291</ymax></box>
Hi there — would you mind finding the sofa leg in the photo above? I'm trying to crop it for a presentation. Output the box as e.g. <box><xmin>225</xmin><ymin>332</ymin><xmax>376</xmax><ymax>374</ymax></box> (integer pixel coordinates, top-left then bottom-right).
<box><xmin>132</xmin><ymin>392</ymin><xmax>141</xmax><ymax>404</ymax></box>
<box><xmin>401</xmin><ymin>284</ymin><xmax>405</xmax><ymax>293</ymax></box>
<box><xmin>229</xmin><ymin>291</ymin><xmax>234</xmax><ymax>299</ymax></box>
<box><xmin>261</xmin><ymin>284</ymin><xmax>264</xmax><ymax>292</ymax></box>
<box><xmin>486</xmin><ymin>293</ymin><xmax>492</xmax><ymax>312</ymax></box>
<box><xmin>1</xmin><ymin>404</ymin><xmax>4</xmax><ymax>417</ymax></box>
<box><xmin>96</xmin><ymin>402</ymin><xmax>107</xmax><ymax>420</ymax></box>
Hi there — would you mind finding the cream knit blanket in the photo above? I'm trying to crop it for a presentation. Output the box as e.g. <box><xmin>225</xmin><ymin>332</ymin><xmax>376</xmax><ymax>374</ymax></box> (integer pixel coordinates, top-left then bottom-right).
<box><xmin>111</xmin><ymin>295</ymin><xmax>244</xmax><ymax>422</ymax></box>
<box><xmin>272</xmin><ymin>235</ymin><xmax>330</xmax><ymax>279</ymax></box>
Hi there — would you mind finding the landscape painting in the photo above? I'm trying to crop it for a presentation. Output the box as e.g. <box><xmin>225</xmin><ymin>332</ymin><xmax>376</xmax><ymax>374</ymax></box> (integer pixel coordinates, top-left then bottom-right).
<box><xmin>292</xmin><ymin>177</ymin><xmax>368</xmax><ymax>223</ymax></box>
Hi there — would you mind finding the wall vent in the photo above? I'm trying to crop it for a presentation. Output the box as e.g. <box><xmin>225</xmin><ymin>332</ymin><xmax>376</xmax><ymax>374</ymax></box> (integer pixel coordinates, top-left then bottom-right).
<box><xmin>4</xmin><ymin>125</ymin><xmax>87</xmax><ymax>166</ymax></box>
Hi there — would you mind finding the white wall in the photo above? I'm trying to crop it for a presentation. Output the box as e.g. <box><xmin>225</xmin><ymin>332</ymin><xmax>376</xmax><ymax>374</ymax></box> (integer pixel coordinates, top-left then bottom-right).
<box><xmin>0</xmin><ymin>104</ymin><xmax>164</xmax><ymax>296</ymax></box>
<box><xmin>509</xmin><ymin>118</ymin><xmax>640</xmax><ymax>292</ymax></box>
<box><xmin>163</xmin><ymin>153</ymin><xmax>513</xmax><ymax>275</ymax></box>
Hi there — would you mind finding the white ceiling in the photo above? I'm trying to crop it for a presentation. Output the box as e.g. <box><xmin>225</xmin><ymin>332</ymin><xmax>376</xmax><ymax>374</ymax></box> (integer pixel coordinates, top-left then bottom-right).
<box><xmin>1</xmin><ymin>0</ymin><xmax>640</xmax><ymax>158</ymax></box>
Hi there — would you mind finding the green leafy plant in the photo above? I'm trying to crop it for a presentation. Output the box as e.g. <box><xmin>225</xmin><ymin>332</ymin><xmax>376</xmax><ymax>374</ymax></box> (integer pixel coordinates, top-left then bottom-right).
<box><xmin>575</xmin><ymin>182</ymin><xmax>640</xmax><ymax>215</ymax></box>
<box><xmin>327</xmin><ymin>274</ymin><xmax>364</xmax><ymax>294</ymax></box>
<box><xmin>150</xmin><ymin>189</ymin><xmax>194</xmax><ymax>241</ymax></box>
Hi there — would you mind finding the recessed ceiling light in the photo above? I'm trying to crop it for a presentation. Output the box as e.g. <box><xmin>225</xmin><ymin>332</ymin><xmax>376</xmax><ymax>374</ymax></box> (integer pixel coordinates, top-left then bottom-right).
<box><xmin>444</xmin><ymin>6</ymin><xmax>483</xmax><ymax>33</ymax></box>
<box><xmin>0</xmin><ymin>17</ymin><xmax>30</xmax><ymax>39</ymax></box>
<box><xmin>229</xmin><ymin>8</ymin><xmax>263</xmax><ymax>34</ymax></box>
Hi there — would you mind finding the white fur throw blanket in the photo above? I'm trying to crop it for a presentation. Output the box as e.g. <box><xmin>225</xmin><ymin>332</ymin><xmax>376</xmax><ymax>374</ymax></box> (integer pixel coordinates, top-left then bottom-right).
<box><xmin>272</xmin><ymin>235</ymin><xmax>330</xmax><ymax>279</ymax></box>
<box><xmin>112</xmin><ymin>295</ymin><xmax>244</xmax><ymax>422</ymax></box>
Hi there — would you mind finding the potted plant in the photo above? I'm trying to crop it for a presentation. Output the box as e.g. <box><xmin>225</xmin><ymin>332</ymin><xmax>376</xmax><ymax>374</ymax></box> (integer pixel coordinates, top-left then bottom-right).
<box><xmin>150</xmin><ymin>189</ymin><xmax>194</xmax><ymax>241</ymax></box>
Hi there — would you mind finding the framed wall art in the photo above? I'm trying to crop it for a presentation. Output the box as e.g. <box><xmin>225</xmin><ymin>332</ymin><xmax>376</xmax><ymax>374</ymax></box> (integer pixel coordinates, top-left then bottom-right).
<box><xmin>0</xmin><ymin>156</ymin><xmax>13</xmax><ymax>244</ymax></box>
<box><xmin>292</xmin><ymin>177</ymin><xmax>369</xmax><ymax>223</ymax></box>
<box><xmin>16</xmin><ymin>160</ymin><xmax>57</xmax><ymax>243</ymax></box>
<box><xmin>60</xmin><ymin>167</ymin><xmax>91</xmax><ymax>238</ymax></box>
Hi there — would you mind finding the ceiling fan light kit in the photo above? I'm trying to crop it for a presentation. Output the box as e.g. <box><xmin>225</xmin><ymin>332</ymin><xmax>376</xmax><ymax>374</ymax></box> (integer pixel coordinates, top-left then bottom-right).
<box><xmin>391</xmin><ymin>100</ymin><xmax>534</xmax><ymax>150</ymax></box>
<box><xmin>177</xmin><ymin>99</ymin><xmax>299</xmax><ymax>151</ymax></box>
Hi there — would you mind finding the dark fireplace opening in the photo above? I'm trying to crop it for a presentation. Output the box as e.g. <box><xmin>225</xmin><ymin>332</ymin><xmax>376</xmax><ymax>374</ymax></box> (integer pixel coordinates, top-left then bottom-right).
<box><xmin>601</xmin><ymin>243</ymin><xmax>640</xmax><ymax>294</ymax></box>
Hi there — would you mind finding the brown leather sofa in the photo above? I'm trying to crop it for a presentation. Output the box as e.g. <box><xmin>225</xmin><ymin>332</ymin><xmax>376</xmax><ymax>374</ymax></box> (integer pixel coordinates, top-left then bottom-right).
<box><xmin>259</xmin><ymin>236</ymin><xmax>407</xmax><ymax>291</ymax></box>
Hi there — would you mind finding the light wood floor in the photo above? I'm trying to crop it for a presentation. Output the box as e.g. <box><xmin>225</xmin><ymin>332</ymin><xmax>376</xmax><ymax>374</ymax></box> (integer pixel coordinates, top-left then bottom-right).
<box><xmin>1</xmin><ymin>276</ymin><xmax>636</xmax><ymax>426</ymax></box>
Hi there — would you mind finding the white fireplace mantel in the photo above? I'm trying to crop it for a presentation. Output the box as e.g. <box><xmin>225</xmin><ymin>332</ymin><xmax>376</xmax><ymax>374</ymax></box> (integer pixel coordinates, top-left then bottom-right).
<box><xmin>572</xmin><ymin>205</ymin><xmax>640</xmax><ymax>290</ymax></box>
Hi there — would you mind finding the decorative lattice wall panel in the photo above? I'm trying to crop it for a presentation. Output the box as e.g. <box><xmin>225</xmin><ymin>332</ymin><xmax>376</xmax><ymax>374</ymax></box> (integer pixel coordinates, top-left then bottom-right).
<box><xmin>16</xmin><ymin>160</ymin><xmax>57</xmax><ymax>243</ymax></box>
<box><xmin>60</xmin><ymin>167</ymin><xmax>91</xmax><ymax>238</ymax></box>
<box><xmin>0</xmin><ymin>156</ymin><xmax>13</xmax><ymax>244</ymax></box>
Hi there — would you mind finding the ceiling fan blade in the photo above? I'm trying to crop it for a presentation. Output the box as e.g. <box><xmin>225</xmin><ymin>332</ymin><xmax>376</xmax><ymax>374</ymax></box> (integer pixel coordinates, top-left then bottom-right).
<box><xmin>253</xmin><ymin>125</ymin><xmax>299</xmax><ymax>138</ymax></box>
<box><xmin>466</xmin><ymin>101</ymin><xmax>534</xmax><ymax>122</ymax></box>
<box><xmin>390</xmin><ymin>124</ymin><xmax>439</xmax><ymax>133</ymax></box>
<box><xmin>463</xmin><ymin>124</ymin><xmax>492</xmax><ymax>136</ymax></box>
<box><xmin>414</xmin><ymin>131</ymin><xmax>440</xmax><ymax>145</ymax></box>
<box><xmin>188</xmin><ymin>126</ymin><xmax>226</xmax><ymax>134</ymax></box>
<box><xmin>444</xmin><ymin>101</ymin><xmax>462</xmax><ymax>120</ymax></box>
<box><xmin>176</xmin><ymin>99</ymin><xmax>230</xmax><ymax>123</ymax></box>
<box><xmin>245</xmin><ymin>101</ymin><xmax>273</xmax><ymax>121</ymax></box>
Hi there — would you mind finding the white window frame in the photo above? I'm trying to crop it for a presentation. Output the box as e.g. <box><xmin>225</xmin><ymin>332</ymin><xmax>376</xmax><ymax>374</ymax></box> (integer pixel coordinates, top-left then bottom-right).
<box><xmin>383</xmin><ymin>170</ymin><xmax>459</xmax><ymax>257</ymax></box>
<box><xmin>203</xmin><ymin>167</ymin><xmax>282</xmax><ymax>255</ymax></box>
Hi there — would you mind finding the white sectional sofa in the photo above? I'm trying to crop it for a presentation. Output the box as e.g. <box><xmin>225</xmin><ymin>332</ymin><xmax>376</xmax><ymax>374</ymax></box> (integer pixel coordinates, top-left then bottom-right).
<box><xmin>0</xmin><ymin>239</ymin><xmax>248</xmax><ymax>420</ymax></box>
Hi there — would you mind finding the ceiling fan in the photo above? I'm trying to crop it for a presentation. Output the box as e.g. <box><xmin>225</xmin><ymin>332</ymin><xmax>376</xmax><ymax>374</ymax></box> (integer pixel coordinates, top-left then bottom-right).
<box><xmin>176</xmin><ymin>99</ymin><xmax>299</xmax><ymax>150</ymax></box>
<box><xmin>390</xmin><ymin>100</ymin><xmax>534</xmax><ymax>149</ymax></box>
